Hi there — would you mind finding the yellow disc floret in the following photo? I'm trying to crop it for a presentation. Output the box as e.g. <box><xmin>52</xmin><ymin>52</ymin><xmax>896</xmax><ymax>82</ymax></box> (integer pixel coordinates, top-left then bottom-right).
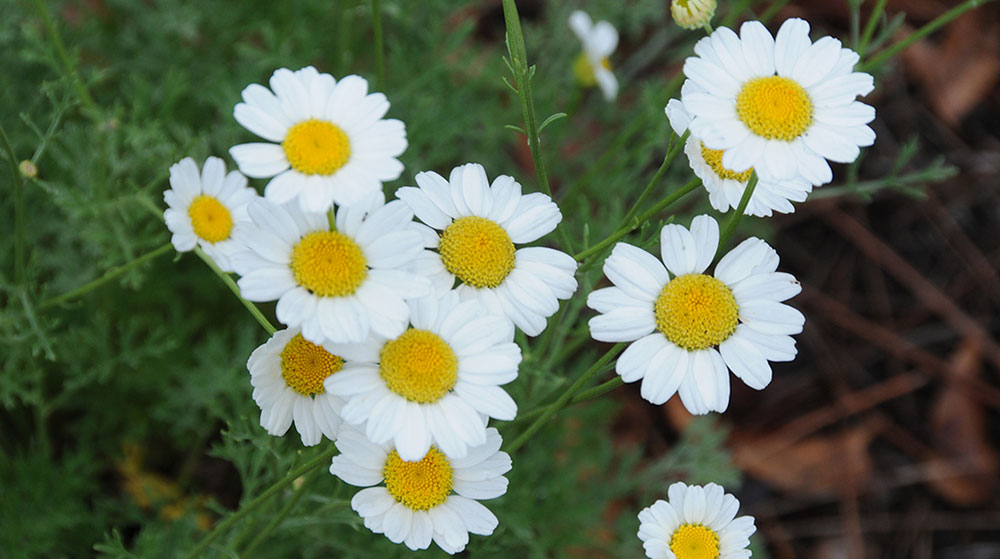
<box><xmin>282</xmin><ymin>119</ymin><xmax>351</xmax><ymax>175</ymax></box>
<box><xmin>188</xmin><ymin>195</ymin><xmax>234</xmax><ymax>243</ymax></box>
<box><xmin>279</xmin><ymin>334</ymin><xmax>344</xmax><ymax>396</ymax></box>
<box><xmin>655</xmin><ymin>274</ymin><xmax>739</xmax><ymax>350</ymax></box>
<box><xmin>735</xmin><ymin>76</ymin><xmax>813</xmax><ymax>141</ymax></box>
<box><xmin>700</xmin><ymin>142</ymin><xmax>754</xmax><ymax>182</ymax></box>
<box><xmin>572</xmin><ymin>53</ymin><xmax>612</xmax><ymax>87</ymax></box>
<box><xmin>379</xmin><ymin>329</ymin><xmax>458</xmax><ymax>404</ymax></box>
<box><xmin>439</xmin><ymin>216</ymin><xmax>516</xmax><ymax>289</ymax></box>
<box><xmin>383</xmin><ymin>447</ymin><xmax>453</xmax><ymax>511</ymax></box>
<box><xmin>290</xmin><ymin>231</ymin><xmax>367</xmax><ymax>297</ymax></box>
<box><xmin>669</xmin><ymin>523</ymin><xmax>721</xmax><ymax>559</ymax></box>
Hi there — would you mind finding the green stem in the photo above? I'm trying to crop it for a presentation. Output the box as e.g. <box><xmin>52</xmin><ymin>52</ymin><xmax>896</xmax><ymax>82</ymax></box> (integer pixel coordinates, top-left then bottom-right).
<box><xmin>31</xmin><ymin>0</ymin><xmax>98</xmax><ymax>115</ymax></box>
<box><xmin>0</xmin><ymin>124</ymin><xmax>25</xmax><ymax>285</ymax></box>
<box><xmin>505</xmin><ymin>343</ymin><xmax>625</xmax><ymax>453</ymax></box>
<box><xmin>574</xmin><ymin>178</ymin><xmax>702</xmax><ymax>263</ymax></box>
<box><xmin>859</xmin><ymin>0</ymin><xmax>994</xmax><ymax>72</ymax></box>
<box><xmin>184</xmin><ymin>444</ymin><xmax>338</xmax><ymax>559</ymax></box>
<box><xmin>760</xmin><ymin>0</ymin><xmax>793</xmax><ymax>24</ymax></box>
<box><xmin>371</xmin><ymin>0</ymin><xmax>385</xmax><ymax>91</ymax></box>
<box><xmin>716</xmin><ymin>173</ymin><xmax>757</xmax><ymax>260</ymax></box>
<box><xmin>242</xmin><ymin>471</ymin><xmax>317</xmax><ymax>557</ymax></box>
<box><xmin>616</xmin><ymin>130</ymin><xmax>689</xmax><ymax>232</ymax></box>
<box><xmin>501</xmin><ymin>0</ymin><xmax>574</xmax><ymax>253</ymax></box>
<box><xmin>720</xmin><ymin>0</ymin><xmax>755</xmax><ymax>27</ymax></box>
<box><xmin>857</xmin><ymin>0</ymin><xmax>888</xmax><ymax>57</ymax></box>
<box><xmin>194</xmin><ymin>247</ymin><xmax>277</xmax><ymax>335</ymax></box>
<box><xmin>39</xmin><ymin>242</ymin><xmax>174</xmax><ymax>309</ymax></box>
<box><xmin>515</xmin><ymin>376</ymin><xmax>624</xmax><ymax>424</ymax></box>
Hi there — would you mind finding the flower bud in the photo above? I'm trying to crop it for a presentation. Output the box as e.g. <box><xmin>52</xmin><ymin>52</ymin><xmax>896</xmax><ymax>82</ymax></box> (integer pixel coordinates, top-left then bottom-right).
<box><xmin>671</xmin><ymin>0</ymin><xmax>716</xmax><ymax>30</ymax></box>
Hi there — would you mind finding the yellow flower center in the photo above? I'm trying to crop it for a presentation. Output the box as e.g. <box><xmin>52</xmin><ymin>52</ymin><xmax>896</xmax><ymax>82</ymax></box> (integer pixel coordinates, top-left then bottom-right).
<box><xmin>669</xmin><ymin>524</ymin><xmax>720</xmax><ymax>559</ymax></box>
<box><xmin>700</xmin><ymin>142</ymin><xmax>753</xmax><ymax>182</ymax></box>
<box><xmin>655</xmin><ymin>274</ymin><xmax>739</xmax><ymax>351</ymax></box>
<box><xmin>187</xmin><ymin>195</ymin><xmax>234</xmax><ymax>243</ymax></box>
<box><xmin>572</xmin><ymin>53</ymin><xmax>612</xmax><ymax>87</ymax></box>
<box><xmin>379</xmin><ymin>329</ymin><xmax>458</xmax><ymax>404</ymax></box>
<box><xmin>281</xmin><ymin>119</ymin><xmax>351</xmax><ymax>175</ymax></box>
<box><xmin>383</xmin><ymin>447</ymin><xmax>453</xmax><ymax>511</ymax></box>
<box><xmin>439</xmin><ymin>216</ymin><xmax>515</xmax><ymax>289</ymax></box>
<box><xmin>290</xmin><ymin>231</ymin><xmax>367</xmax><ymax>297</ymax></box>
<box><xmin>279</xmin><ymin>334</ymin><xmax>344</xmax><ymax>396</ymax></box>
<box><xmin>735</xmin><ymin>76</ymin><xmax>813</xmax><ymax>141</ymax></box>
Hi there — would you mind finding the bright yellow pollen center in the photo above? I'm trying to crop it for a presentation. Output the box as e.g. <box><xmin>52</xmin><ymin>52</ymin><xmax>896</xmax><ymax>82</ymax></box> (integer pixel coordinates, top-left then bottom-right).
<box><xmin>655</xmin><ymin>274</ymin><xmax>739</xmax><ymax>350</ymax></box>
<box><xmin>669</xmin><ymin>524</ymin><xmax>720</xmax><ymax>559</ymax></box>
<box><xmin>439</xmin><ymin>216</ymin><xmax>515</xmax><ymax>289</ymax></box>
<box><xmin>572</xmin><ymin>53</ymin><xmax>612</xmax><ymax>87</ymax></box>
<box><xmin>379</xmin><ymin>329</ymin><xmax>458</xmax><ymax>404</ymax></box>
<box><xmin>279</xmin><ymin>334</ymin><xmax>344</xmax><ymax>396</ymax></box>
<box><xmin>290</xmin><ymin>231</ymin><xmax>367</xmax><ymax>297</ymax></box>
<box><xmin>383</xmin><ymin>447</ymin><xmax>453</xmax><ymax>511</ymax></box>
<box><xmin>282</xmin><ymin>119</ymin><xmax>351</xmax><ymax>175</ymax></box>
<box><xmin>187</xmin><ymin>195</ymin><xmax>233</xmax><ymax>243</ymax></box>
<box><xmin>736</xmin><ymin>76</ymin><xmax>813</xmax><ymax>141</ymax></box>
<box><xmin>700</xmin><ymin>142</ymin><xmax>754</xmax><ymax>182</ymax></box>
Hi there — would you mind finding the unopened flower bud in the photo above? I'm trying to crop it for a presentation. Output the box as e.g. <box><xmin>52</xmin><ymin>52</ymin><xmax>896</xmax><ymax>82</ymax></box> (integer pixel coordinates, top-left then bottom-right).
<box><xmin>19</xmin><ymin>160</ymin><xmax>37</xmax><ymax>179</ymax></box>
<box><xmin>671</xmin><ymin>0</ymin><xmax>716</xmax><ymax>30</ymax></box>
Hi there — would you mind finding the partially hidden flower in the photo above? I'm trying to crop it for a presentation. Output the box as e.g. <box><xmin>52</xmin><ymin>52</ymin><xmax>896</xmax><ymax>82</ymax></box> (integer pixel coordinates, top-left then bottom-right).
<box><xmin>568</xmin><ymin>10</ymin><xmax>619</xmax><ymax>101</ymax></box>
<box><xmin>638</xmin><ymin>482</ymin><xmax>756</xmax><ymax>559</ymax></box>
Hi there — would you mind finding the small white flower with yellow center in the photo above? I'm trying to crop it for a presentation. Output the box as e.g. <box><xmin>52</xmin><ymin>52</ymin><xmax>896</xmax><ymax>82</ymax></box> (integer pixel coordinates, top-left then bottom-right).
<box><xmin>232</xmin><ymin>195</ymin><xmax>430</xmax><ymax>345</ymax></box>
<box><xmin>681</xmin><ymin>18</ymin><xmax>875</xmax><ymax>186</ymax></box>
<box><xmin>638</xmin><ymin>482</ymin><xmax>756</xmax><ymax>559</ymax></box>
<box><xmin>230</xmin><ymin>66</ymin><xmax>406</xmax><ymax>213</ymax></box>
<box><xmin>331</xmin><ymin>426</ymin><xmax>510</xmax><ymax>554</ymax></box>
<box><xmin>397</xmin><ymin>163</ymin><xmax>578</xmax><ymax>337</ymax></box>
<box><xmin>671</xmin><ymin>0</ymin><xmax>717</xmax><ymax>30</ymax></box>
<box><xmin>324</xmin><ymin>292</ymin><xmax>520</xmax><ymax>461</ymax></box>
<box><xmin>247</xmin><ymin>328</ymin><xmax>346</xmax><ymax>446</ymax></box>
<box><xmin>163</xmin><ymin>156</ymin><xmax>257</xmax><ymax>272</ymax></box>
<box><xmin>568</xmin><ymin>10</ymin><xmax>619</xmax><ymax>101</ymax></box>
<box><xmin>587</xmin><ymin>215</ymin><xmax>803</xmax><ymax>414</ymax></box>
<box><xmin>666</xmin><ymin>97</ymin><xmax>813</xmax><ymax>217</ymax></box>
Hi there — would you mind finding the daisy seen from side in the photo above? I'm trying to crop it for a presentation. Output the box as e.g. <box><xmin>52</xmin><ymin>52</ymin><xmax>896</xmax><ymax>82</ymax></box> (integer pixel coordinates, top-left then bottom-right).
<box><xmin>587</xmin><ymin>215</ymin><xmax>804</xmax><ymax>414</ymax></box>
<box><xmin>330</xmin><ymin>426</ymin><xmax>511</xmax><ymax>554</ymax></box>
<box><xmin>324</xmin><ymin>291</ymin><xmax>520</xmax><ymax>461</ymax></box>
<box><xmin>638</xmin><ymin>482</ymin><xmax>756</xmax><ymax>559</ymax></box>
<box><xmin>397</xmin><ymin>163</ymin><xmax>578</xmax><ymax>337</ymax></box>
<box><xmin>568</xmin><ymin>10</ymin><xmax>619</xmax><ymax>101</ymax></box>
<box><xmin>232</xmin><ymin>194</ymin><xmax>430</xmax><ymax>345</ymax></box>
<box><xmin>230</xmin><ymin>66</ymin><xmax>407</xmax><ymax>213</ymax></box>
<box><xmin>246</xmin><ymin>327</ymin><xmax>346</xmax><ymax>446</ymax></box>
<box><xmin>163</xmin><ymin>156</ymin><xmax>257</xmax><ymax>272</ymax></box>
<box><xmin>681</xmin><ymin>18</ymin><xmax>875</xmax><ymax>186</ymax></box>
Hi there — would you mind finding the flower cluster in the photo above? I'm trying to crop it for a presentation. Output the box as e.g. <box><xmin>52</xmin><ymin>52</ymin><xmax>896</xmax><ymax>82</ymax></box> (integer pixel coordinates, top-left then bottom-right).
<box><xmin>159</xmin><ymin>10</ymin><xmax>875</xmax><ymax>557</ymax></box>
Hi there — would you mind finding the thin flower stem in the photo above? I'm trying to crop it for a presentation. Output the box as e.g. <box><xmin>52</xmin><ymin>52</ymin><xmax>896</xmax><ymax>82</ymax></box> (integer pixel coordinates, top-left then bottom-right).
<box><xmin>0</xmin><ymin>124</ymin><xmax>25</xmax><ymax>286</ymax></box>
<box><xmin>859</xmin><ymin>0</ymin><xmax>995</xmax><ymax>72</ymax></box>
<box><xmin>760</xmin><ymin>0</ymin><xmax>793</xmax><ymax>24</ymax></box>
<box><xmin>184</xmin><ymin>444</ymin><xmax>338</xmax><ymax>559</ymax></box>
<box><xmin>573</xmin><ymin>178</ymin><xmax>702</xmax><ymax>263</ymax></box>
<box><xmin>515</xmin><ymin>376</ymin><xmax>625</xmax><ymax>424</ymax></box>
<box><xmin>31</xmin><ymin>0</ymin><xmax>98</xmax><ymax>115</ymax></box>
<box><xmin>857</xmin><ymin>0</ymin><xmax>888</xmax><ymax>57</ymax></box>
<box><xmin>616</xmin><ymin>130</ymin><xmax>690</xmax><ymax>232</ymax></box>
<box><xmin>505</xmin><ymin>343</ymin><xmax>625</xmax><ymax>454</ymax></box>
<box><xmin>39</xmin><ymin>242</ymin><xmax>174</xmax><ymax>310</ymax></box>
<box><xmin>371</xmin><ymin>0</ymin><xmax>385</xmax><ymax>91</ymax></box>
<box><xmin>721</xmin><ymin>0</ymin><xmax>755</xmax><ymax>27</ymax></box>
<box><xmin>716</xmin><ymin>172</ymin><xmax>757</xmax><ymax>260</ymax></box>
<box><xmin>501</xmin><ymin>0</ymin><xmax>575</xmax><ymax>253</ymax></box>
<box><xmin>241</xmin><ymin>470</ymin><xmax>317</xmax><ymax>557</ymax></box>
<box><xmin>194</xmin><ymin>247</ymin><xmax>277</xmax><ymax>335</ymax></box>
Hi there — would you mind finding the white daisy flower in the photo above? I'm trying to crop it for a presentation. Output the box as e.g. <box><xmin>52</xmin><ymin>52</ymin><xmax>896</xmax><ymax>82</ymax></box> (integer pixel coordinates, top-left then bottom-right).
<box><xmin>638</xmin><ymin>482</ymin><xmax>756</xmax><ymax>559</ymax></box>
<box><xmin>331</xmin><ymin>426</ymin><xmax>511</xmax><ymax>554</ymax></box>
<box><xmin>246</xmin><ymin>327</ymin><xmax>346</xmax><ymax>446</ymax></box>
<box><xmin>232</xmin><ymin>195</ymin><xmax>430</xmax><ymax>345</ymax></box>
<box><xmin>666</xmin><ymin>98</ymin><xmax>813</xmax><ymax>217</ymax></box>
<box><xmin>568</xmin><ymin>10</ymin><xmax>619</xmax><ymax>101</ymax></box>
<box><xmin>230</xmin><ymin>66</ymin><xmax>407</xmax><ymax>213</ymax></box>
<box><xmin>163</xmin><ymin>156</ymin><xmax>257</xmax><ymax>272</ymax></box>
<box><xmin>587</xmin><ymin>215</ymin><xmax>804</xmax><ymax>414</ymax></box>
<box><xmin>671</xmin><ymin>0</ymin><xmax>717</xmax><ymax>30</ymax></box>
<box><xmin>324</xmin><ymin>291</ymin><xmax>520</xmax><ymax>461</ymax></box>
<box><xmin>396</xmin><ymin>163</ymin><xmax>578</xmax><ymax>337</ymax></box>
<box><xmin>681</xmin><ymin>18</ymin><xmax>875</xmax><ymax>186</ymax></box>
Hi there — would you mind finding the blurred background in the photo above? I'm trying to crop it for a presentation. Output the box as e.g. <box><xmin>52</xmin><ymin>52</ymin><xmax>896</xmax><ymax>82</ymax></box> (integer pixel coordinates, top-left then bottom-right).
<box><xmin>1</xmin><ymin>0</ymin><xmax>998</xmax><ymax>557</ymax></box>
